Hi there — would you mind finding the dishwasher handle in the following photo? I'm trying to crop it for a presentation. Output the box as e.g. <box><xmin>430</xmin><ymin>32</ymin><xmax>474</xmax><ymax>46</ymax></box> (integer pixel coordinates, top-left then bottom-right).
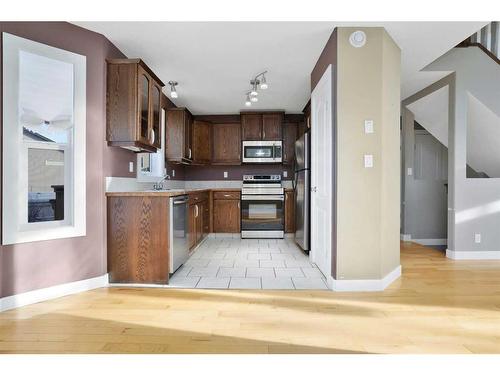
<box><xmin>173</xmin><ymin>199</ymin><xmax>188</xmax><ymax>205</ymax></box>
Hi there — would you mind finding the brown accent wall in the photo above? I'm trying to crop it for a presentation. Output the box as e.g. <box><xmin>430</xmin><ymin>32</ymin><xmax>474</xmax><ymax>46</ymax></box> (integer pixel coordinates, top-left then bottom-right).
<box><xmin>0</xmin><ymin>22</ymin><xmax>136</xmax><ymax>298</ymax></box>
<box><xmin>311</xmin><ymin>29</ymin><xmax>337</xmax><ymax>92</ymax></box>
<box><xmin>310</xmin><ymin>28</ymin><xmax>338</xmax><ymax>278</ymax></box>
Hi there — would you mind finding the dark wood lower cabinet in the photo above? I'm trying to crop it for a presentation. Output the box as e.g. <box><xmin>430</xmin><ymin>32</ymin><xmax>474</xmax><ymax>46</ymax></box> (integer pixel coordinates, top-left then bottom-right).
<box><xmin>106</xmin><ymin>190</ymin><xmax>241</xmax><ymax>285</ymax></box>
<box><xmin>188</xmin><ymin>192</ymin><xmax>210</xmax><ymax>250</ymax></box>
<box><xmin>213</xmin><ymin>192</ymin><xmax>241</xmax><ymax>233</ymax></box>
<box><xmin>107</xmin><ymin>196</ymin><xmax>169</xmax><ymax>284</ymax></box>
<box><xmin>285</xmin><ymin>190</ymin><xmax>295</xmax><ymax>233</ymax></box>
<box><xmin>188</xmin><ymin>203</ymin><xmax>197</xmax><ymax>250</ymax></box>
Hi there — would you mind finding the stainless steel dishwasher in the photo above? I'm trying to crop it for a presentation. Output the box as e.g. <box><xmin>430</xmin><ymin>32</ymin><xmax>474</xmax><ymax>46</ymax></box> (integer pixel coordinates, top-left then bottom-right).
<box><xmin>169</xmin><ymin>195</ymin><xmax>189</xmax><ymax>274</ymax></box>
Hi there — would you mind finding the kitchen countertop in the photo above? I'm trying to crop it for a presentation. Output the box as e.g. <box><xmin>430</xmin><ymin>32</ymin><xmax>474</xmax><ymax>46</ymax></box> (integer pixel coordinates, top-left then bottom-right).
<box><xmin>105</xmin><ymin>188</ymin><xmax>241</xmax><ymax>197</ymax></box>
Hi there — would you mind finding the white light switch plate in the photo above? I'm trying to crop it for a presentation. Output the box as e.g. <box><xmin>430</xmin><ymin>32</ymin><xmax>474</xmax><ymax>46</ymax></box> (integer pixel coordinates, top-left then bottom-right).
<box><xmin>364</xmin><ymin>120</ymin><xmax>374</xmax><ymax>134</ymax></box>
<box><xmin>475</xmin><ymin>233</ymin><xmax>481</xmax><ymax>243</ymax></box>
<box><xmin>407</xmin><ymin>167</ymin><xmax>413</xmax><ymax>176</ymax></box>
<box><xmin>364</xmin><ymin>154</ymin><xmax>374</xmax><ymax>168</ymax></box>
<box><xmin>224</xmin><ymin>171</ymin><xmax>228</xmax><ymax>178</ymax></box>
<box><xmin>129</xmin><ymin>162</ymin><xmax>134</xmax><ymax>173</ymax></box>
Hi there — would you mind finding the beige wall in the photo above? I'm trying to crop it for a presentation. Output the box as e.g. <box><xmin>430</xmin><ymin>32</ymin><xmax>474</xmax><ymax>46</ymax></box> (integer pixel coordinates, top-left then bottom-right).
<box><xmin>336</xmin><ymin>28</ymin><xmax>401</xmax><ymax>280</ymax></box>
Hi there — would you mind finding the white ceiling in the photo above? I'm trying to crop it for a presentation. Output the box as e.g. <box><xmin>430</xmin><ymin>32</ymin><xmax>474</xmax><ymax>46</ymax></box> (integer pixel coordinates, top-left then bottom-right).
<box><xmin>407</xmin><ymin>86</ymin><xmax>449</xmax><ymax>147</ymax></box>
<box><xmin>75</xmin><ymin>21</ymin><xmax>486</xmax><ymax>114</ymax></box>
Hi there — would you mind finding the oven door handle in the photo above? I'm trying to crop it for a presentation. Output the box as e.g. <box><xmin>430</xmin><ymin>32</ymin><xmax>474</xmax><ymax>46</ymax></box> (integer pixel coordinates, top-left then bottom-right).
<box><xmin>241</xmin><ymin>195</ymin><xmax>284</xmax><ymax>201</ymax></box>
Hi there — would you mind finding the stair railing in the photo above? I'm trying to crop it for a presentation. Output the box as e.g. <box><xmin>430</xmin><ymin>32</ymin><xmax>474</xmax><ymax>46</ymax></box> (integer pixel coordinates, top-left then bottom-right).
<box><xmin>457</xmin><ymin>22</ymin><xmax>500</xmax><ymax>64</ymax></box>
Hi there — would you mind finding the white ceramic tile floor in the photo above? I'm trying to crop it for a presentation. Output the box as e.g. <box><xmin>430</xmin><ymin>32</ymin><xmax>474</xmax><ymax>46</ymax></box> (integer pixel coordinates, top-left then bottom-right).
<box><xmin>168</xmin><ymin>236</ymin><xmax>328</xmax><ymax>290</ymax></box>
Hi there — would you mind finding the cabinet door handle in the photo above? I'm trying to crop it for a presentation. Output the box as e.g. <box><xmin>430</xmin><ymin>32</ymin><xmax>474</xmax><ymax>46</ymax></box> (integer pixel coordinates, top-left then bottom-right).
<box><xmin>224</xmin><ymin>194</ymin><xmax>231</xmax><ymax>197</ymax></box>
<box><xmin>188</xmin><ymin>148</ymin><xmax>192</xmax><ymax>159</ymax></box>
<box><xmin>196</xmin><ymin>205</ymin><xmax>199</xmax><ymax>217</ymax></box>
<box><xmin>150</xmin><ymin>129</ymin><xmax>155</xmax><ymax>144</ymax></box>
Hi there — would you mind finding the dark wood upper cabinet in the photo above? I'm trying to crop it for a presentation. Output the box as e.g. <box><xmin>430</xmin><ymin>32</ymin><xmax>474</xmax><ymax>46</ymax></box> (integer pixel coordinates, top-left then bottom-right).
<box><xmin>166</xmin><ymin>107</ymin><xmax>193</xmax><ymax>164</ymax></box>
<box><xmin>212</xmin><ymin>123</ymin><xmax>241</xmax><ymax>165</ymax></box>
<box><xmin>283</xmin><ymin>122</ymin><xmax>298</xmax><ymax>165</ymax></box>
<box><xmin>241</xmin><ymin>112</ymin><xmax>283</xmax><ymax>141</ymax></box>
<box><xmin>241</xmin><ymin>113</ymin><xmax>262</xmax><ymax>140</ymax></box>
<box><xmin>106</xmin><ymin>59</ymin><xmax>164</xmax><ymax>153</ymax></box>
<box><xmin>192</xmin><ymin>120</ymin><xmax>212</xmax><ymax>165</ymax></box>
<box><xmin>151</xmin><ymin>83</ymin><xmax>162</xmax><ymax>149</ymax></box>
<box><xmin>262</xmin><ymin>113</ymin><xmax>283</xmax><ymax>140</ymax></box>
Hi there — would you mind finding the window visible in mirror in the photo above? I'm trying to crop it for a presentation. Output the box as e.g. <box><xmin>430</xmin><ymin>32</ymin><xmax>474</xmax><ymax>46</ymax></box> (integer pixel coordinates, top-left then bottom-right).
<box><xmin>2</xmin><ymin>33</ymin><xmax>86</xmax><ymax>245</ymax></box>
<box><xmin>137</xmin><ymin>108</ymin><xmax>166</xmax><ymax>181</ymax></box>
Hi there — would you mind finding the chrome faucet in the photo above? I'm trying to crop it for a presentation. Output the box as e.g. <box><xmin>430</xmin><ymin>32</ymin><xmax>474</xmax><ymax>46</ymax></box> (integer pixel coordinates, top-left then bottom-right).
<box><xmin>152</xmin><ymin>173</ymin><xmax>171</xmax><ymax>190</ymax></box>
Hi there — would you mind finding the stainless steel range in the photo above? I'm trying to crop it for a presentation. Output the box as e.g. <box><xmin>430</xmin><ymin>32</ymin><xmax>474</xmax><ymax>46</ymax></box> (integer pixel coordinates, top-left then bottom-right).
<box><xmin>241</xmin><ymin>174</ymin><xmax>284</xmax><ymax>239</ymax></box>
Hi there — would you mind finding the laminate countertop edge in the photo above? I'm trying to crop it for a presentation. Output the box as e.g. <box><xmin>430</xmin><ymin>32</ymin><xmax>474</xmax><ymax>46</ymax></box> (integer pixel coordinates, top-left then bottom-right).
<box><xmin>106</xmin><ymin>188</ymin><xmax>241</xmax><ymax>197</ymax></box>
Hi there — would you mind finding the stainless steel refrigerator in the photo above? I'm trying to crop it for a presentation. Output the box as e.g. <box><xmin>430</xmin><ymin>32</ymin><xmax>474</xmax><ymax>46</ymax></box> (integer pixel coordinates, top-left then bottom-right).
<box><xmin>294</xmin><ymin>131</ymin><xmax>310</xmax><ymax>252</ymax></box>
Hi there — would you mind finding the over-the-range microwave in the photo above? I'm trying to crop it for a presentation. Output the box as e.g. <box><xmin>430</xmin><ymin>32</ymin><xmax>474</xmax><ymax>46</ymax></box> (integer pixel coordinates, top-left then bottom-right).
<box><xmin>242</xmin><ymin>140</ymin><xmax>283</xmax><ymax>164</ymax></box>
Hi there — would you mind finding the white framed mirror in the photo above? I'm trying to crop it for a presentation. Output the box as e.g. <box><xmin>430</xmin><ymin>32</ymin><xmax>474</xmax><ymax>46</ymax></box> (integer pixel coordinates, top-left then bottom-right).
<box><xmin>2</xmin><ymin>33</ymin><xmax>86</xmax><ymax>245</ymax></box>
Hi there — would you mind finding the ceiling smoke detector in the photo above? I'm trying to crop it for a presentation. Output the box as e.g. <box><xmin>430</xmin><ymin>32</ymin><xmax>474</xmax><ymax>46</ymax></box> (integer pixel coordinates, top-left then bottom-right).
<box><xmin>349</xmin><ymin>31</ymin><xmax>367</xmax><ymax>48</ymax></box>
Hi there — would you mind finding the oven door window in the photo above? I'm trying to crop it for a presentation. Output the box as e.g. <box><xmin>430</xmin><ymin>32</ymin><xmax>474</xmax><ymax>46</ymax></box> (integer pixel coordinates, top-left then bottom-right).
<box><xmin>244</xmin><ymin>146</ymin><xmax>273</xmax><ymax>159</ymax></box>
<box><xmin>241</xmin><ymin>198</ymin><xmax>284</xmax><ymax>230</ymax></box>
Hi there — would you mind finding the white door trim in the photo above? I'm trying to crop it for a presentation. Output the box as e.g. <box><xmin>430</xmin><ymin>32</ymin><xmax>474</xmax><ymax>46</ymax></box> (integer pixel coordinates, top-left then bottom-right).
<box><xmin>310</xmin><ymin>64</ymin><xmax>333</xmax><ymax>281</ymax></box>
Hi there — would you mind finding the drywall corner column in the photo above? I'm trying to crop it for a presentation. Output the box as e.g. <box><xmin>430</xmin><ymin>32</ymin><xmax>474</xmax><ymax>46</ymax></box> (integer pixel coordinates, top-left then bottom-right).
<box><xmin>336</xmin><ymin>27</ymin><xmax>401</xmax><ymax>280</ymax></box>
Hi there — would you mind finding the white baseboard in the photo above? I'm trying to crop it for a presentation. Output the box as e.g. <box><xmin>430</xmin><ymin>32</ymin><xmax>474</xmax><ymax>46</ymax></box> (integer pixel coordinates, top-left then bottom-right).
<box><xmin>412</xmin><ymin>238</ymin><xmax>447</xmax><ymax>246</ymax></box>
<box><xmin>446</xmin><ymin>249</ymin><xmax>500</xmax><ymax>260</ymax></box>
<box><xmin>0</xmin><ymin>274</ymin><xmax>109</xmax><ymax>313</ymax></box>
<box><xmin>213</xmin><ymin>233</ymin><xmax>241</xmax><ymax>238</ymax></box>
<box><xmin>400</xmin><ymin>234</ymin><xmax>411</xmax><ymax>241</ymax></box>
<box><xmin>328</xmin><ymin>265</ymin><xmax>402</xmax><ymax>292</ymax></box>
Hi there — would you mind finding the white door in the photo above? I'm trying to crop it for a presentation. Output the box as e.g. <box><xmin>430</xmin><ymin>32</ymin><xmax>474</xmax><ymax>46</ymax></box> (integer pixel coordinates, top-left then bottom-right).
<box><xmin>310</xmin><ymin>65</ymin><xmax>333</xmax><ymax>279</ymax></box>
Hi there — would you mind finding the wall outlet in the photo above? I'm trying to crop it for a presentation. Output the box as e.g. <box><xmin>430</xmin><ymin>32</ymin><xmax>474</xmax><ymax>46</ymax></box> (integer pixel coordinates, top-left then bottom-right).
<box><xmin>224</xmin><ymin>171</ymin><xmax>228</xmax><ymax>178</ymax></box>
<box><xmin>364</xmin><ymin>120</ymin><xmax>374</xmax><ymax>134</ymax></box>
<box><xmin>172</xmin><ymin>169</ymin><xmax>175</xmax><ymax>177</ymax></box>
<box><xmin>283</xmin><ymin>170</ymin><xmax>288</xmax><ymax>178</ymax></box>
<box><xmin>475</xmin><ymin>233</ymin><xmax>481</xmax><ymax>243</ymax></box>
<box><xmin>129</xmin><ymin>162</ymin><xmax>134</xmax><ymax>173</ymax></box>
<box><xmin>364</xmin><ymin>154</ymin><xmax>374</xmax><ymax>168</ymax></box>
<box><xmin>407</xmin><ymin>167</ymin><xmax>413</xmax><ymax>176</ymax></box>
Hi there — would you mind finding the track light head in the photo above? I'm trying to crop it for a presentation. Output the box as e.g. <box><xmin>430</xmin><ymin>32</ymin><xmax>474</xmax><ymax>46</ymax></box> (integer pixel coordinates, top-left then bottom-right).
<box><xmin>250</xmin><ymin>80</ymin><xmax>259</xmax><ymax>96</ymax></box>
<box><xmin>259</xmin><ymin>74</ymin><xmax>268</xmax><ymax>90</ymax></box>
<box><xmin>168</xmin><ymin>81</ymin><xmax>178</xmax><ymax>99</ymax></box>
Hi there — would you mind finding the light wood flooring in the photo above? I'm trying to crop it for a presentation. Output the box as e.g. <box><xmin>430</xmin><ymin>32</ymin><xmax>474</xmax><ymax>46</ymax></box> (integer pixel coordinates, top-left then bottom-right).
<box><xmin>1</xmin><ymin>242</ymin><xmax>500</xmax><ymax>354</ymax></box>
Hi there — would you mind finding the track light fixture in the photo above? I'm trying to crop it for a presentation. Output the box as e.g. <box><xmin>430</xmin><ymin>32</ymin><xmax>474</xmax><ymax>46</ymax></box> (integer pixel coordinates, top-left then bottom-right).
<box><xmin>168</xmin><ymin>81</ymin><xmax>178</xmax><ymax>99</ymax></box>
<box><xmin>243</xmin><ymin>71</ymin><xmax>268</xmax><ymax>106</ymax></box>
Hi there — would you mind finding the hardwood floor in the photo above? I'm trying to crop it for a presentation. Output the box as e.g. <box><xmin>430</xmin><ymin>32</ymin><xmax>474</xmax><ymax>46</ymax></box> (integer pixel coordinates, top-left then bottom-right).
<box><xmin>1</xmin><ymin>242</ymin><xmax>500</xmax><ymax>354</ymax></box>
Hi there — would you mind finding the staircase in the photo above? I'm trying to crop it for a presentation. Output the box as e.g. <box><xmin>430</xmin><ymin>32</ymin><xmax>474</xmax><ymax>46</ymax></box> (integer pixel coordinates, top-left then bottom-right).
<box><xmin>457</xmin><ymin>22</ymin><xmax>500</xmax><ymax>63</ymax></box>
<box><xmin>410</xmin><ymin>22</ymin><xmax>500</xmax><ymax>178</ymax></box>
